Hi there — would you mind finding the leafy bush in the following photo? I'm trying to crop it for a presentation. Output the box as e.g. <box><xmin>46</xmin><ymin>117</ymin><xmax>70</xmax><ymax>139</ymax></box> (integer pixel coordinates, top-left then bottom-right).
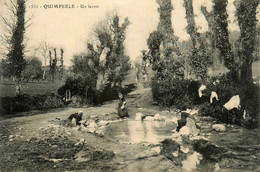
<box><xmin>62</xmin><ymin>75</ymin><xmax>98</xmax><ymax>105</ymax></box>
<box><xmin>92</xmin><ymin>83</ymin><xmax>136</xmax><ymax>104</ymax></box>
<box><xmin>151</xmin><ymin>75</ymin><xmax>199</xmax><ymax>110</ymax></box>
<box><xmin>1</xmin><ymin>93</ymin><xmax>64</xmax><ymax>115</ymax></box>
<box><xmin>199</xmin><ymin>102</ymin><xmax>216</xmax><ymax>117</ymax></box>
<box><xmin>59</xmin><ymin>76</ymin><xmax>137</xmax><ymax>106</ymax></box>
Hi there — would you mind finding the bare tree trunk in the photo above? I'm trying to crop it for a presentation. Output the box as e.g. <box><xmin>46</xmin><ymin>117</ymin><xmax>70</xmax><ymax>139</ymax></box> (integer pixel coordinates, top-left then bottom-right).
<box><xmin>49</xmin><ymin>50</ymin><xmax>52</xmax><ymax>80</ymax></box>
<box><xmin>183</xmin><ymin>0</ymin><xmax>208</xmax><ymax>79</ymax></box>
<box><xmin>60</xmin><ymin>48</ymin><xmax>64</xmax><ymax>80</ymax></box>
<box><xmin>184</xmin><ymin>0</ymin><xmax>199</xmax><ymax>47</ymax></box>
<box><xmin>201</xmin><ymin>6</ymin><xmax>215</xmax><ymax>51</ymax></box>
<box><xmin>43</xmin><ymin>61</ymin><xmax>46</xmax><ymax>80</ymax></box>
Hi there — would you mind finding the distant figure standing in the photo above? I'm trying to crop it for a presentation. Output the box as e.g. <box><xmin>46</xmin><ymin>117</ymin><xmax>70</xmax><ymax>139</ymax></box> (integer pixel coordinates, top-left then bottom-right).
<box><xmin>15</xmin><ymin>82</ymin><xmax>22</xmax><ymax>95</ymax></box>
<box><xmin>118</xmin><ymin>93</ymin><xmax>129</xmax><ymax>118</ymax></box>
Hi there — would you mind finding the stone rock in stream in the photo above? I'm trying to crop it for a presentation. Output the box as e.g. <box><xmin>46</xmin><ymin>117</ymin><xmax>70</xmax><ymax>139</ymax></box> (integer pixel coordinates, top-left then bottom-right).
<box><xmin>144</xmin><ymin>116</ymin><xmax>154</xmax><ymax>121</ymax></box>
<box><xmin>212</xmin><ymin>124</ymin><xmax>226</xmax><ymax>132</ymax></box>
<box><xmin>181</xmin><ymin>152</ymin><xmax>203</xmax><ymax>171</ymax></box>
<box><xmin>88</xmin><ymin>122</ymin><xmax>98</xmax><ymax>133</ymax></box>
<box><xmin>135</xmin><ymin>113</ymin><xmax>144</xmax><ymax>121</ymax></box>
<box><xmin>154</xmin><ymin>113</ymin><xmax>164</xmax><ymax>121</ymax></box>
<box><xmin>99</xmin><ymin>120</ymin><xmax>109</xmax><ymax>126</ymax></box>
<box><xmin>180</xmin><ymin>146</ymin><xmax>190</xmax><ymax>154</ymax></box>
<box><xmin>171</xmin><ymin>117</ymin><xmax>178</xmax><ymax>124</ymax></box>
<box><xmin>193</xmin><ymin>139</ymin><xmax>230</xmax><ymax>162</ymax></box>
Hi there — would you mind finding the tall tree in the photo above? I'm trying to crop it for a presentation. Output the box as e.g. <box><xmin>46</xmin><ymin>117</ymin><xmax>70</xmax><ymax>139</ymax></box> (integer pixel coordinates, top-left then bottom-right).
<box><xmin>201</xmin><ymin>6</ymin><xmax>220</xmax><ymax>68</ymax></box>
<box><xmin>147</xmin><ymin>31</ymin><xmax>164</xmax><ymax>72</ymax></box>
<box><xmin>67</xmin><ymin>44</ymin><xmax>100</xmax><ymax>103</ymax></box>
<box><xmin>35</xmin><ymin>41</ymin><xmax>51</xmax><ymax>79</ymax></box>
<box><xmin>60</xmin><ymin>48</ymin><xmax>64</xmax><ymax>79</ymax></box>
<box><xmin>157</xmin><ymin>0</ymin><xmax>180</xmax><ymax>57</ymax></box>
<box><xmin>49</xmin><ymin>48</ymin><xmax>58</xmax><ymax>81</ymax></box>
<box><xmin>184</xmin><ymin>0</ymin><xmax>200</xmax><ymax>49</ymax></box>
<box><xmin>183</xmin><ymin>0</ymin><xmax>208</xmax><ymax>79</ymax></box>
<box><xmin>53</xmin><ymin>48</ymin><xmax>57</xmax><ymax>80</ymax></box>
<box><xmin>94</xmin><ymin>12</ymin><xmax>131</xmax><ymax>87</ymax></box>
<box><xmin>235</xmin><ymin>0</ymin><xmax>259</xmax><ymax>84</ymax></box>
<box><xmin>148</xmin><ymin>0</ymin><xmax>183</xmax><ymax>79</ymax></box>
<box><xmin>49</xmin><ymin>50</ymin><xmax>52</xmax><ymax>79</ymax></box>
<box><xmin>183</xmin><ymin>0</ymin><xmax>214</xmax><ymax>79</ymax></box>
<box><xmin>213</xmin><ymin>0</ymin><xmax>234</xmax><ymax>74</ymax></box>
<box><xmin>4</xmin><ymin>0</ymin><xmax>27</xmax><ymax>81</ymax></box>
<box><xmin>201</xmin><ymin>6</ymin><xmax>215</xmax><ymax>48</ymax></box>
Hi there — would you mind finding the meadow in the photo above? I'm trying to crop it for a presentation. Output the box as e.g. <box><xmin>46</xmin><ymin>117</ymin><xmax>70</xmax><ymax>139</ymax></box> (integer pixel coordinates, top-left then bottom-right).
<box><xmin>0</xmin><ymin>80</ymin><xmax>64</xmax><ymax>97</ymax></box>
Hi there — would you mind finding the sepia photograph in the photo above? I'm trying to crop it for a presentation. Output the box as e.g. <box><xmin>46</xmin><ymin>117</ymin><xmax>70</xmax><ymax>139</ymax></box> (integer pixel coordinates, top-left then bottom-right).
<box><xmin>0</xmin><ymin>0</ymin><xmax>259</xmax><ymax>171</ymax></box>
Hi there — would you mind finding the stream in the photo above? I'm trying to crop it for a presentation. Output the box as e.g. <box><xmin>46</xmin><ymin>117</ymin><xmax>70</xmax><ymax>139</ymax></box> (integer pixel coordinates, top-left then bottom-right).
<box><xmin>99</xmin><ymin>118</ymin><xmax>260</xmax><ymax>172</ymax></box>
<box><xmin>102</xmin><ymin>120</ymin><xmax>177</xmax><ymax>144</ymax></box>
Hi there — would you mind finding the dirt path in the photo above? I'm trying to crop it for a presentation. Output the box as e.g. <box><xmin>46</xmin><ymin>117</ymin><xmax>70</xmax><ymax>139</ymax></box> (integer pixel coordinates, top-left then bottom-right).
<box><xmin>0</xmin><ymin>88</ymin><xmax>259</xmax><ymax>172</ymax></box>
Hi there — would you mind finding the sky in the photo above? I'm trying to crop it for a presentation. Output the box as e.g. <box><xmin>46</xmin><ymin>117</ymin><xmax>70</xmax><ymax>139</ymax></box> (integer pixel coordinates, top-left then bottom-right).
<box><xmin>0</xmin><ymin>0</ymin><xmax>259</xmax><ymax>66</ymax></box>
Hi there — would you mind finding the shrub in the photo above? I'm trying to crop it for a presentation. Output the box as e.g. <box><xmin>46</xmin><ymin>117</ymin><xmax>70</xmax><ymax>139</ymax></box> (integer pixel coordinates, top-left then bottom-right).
<box><xmin>59</xmin><ymin>78</ymin><xmax>137</xmax><ymax>106</ymax></box>
<box><xmin>1</xmin><ymin>94</ymin><xmax>64</xmax><ymax>115</ymax></box>
<box><xmin>199</xmin><ymin>102</ymin><xmax>216</xmax><ymax>117</ymax></box>
<box><xmin>63</xmin><ymin>75</ymin><xmax>98</xmax><ymax>105</ymax></box>
<box><xmin>97</xmin><ymin>83</ymin><xmax>136</xmax><ymax>104</ymax></box>
<box><xmin>151</xmin><ymin>74</ymin><xmax>199</xmax><ymax>110</ymax></box>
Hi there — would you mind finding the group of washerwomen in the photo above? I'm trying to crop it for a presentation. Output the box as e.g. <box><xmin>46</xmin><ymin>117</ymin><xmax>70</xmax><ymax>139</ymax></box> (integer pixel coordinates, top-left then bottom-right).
<box><xmin>174</xmin><ymin>80</ymin><xmax>245</xmax><ymax>135</ymax></box>
<box><xmin>68</xmin><ymin>81</ymin><xmax>245</xmax><ymax>134</ymax></box>
<box><xmin>67</xmin><ymin>92</ymin><xmax>129</xmax><ymax>126</ymax></box>
<box><xmin>198</xmin><ymin>80</ymin><xmax>245</xmax><ymax>118</ymax></box>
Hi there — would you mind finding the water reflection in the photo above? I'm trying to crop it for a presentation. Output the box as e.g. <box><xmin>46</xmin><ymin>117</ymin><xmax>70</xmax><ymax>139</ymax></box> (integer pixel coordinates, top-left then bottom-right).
<box><xmin>102</xmin><ymin>120</ymin><xmax>176</xmax><ymax>144</ymax></box>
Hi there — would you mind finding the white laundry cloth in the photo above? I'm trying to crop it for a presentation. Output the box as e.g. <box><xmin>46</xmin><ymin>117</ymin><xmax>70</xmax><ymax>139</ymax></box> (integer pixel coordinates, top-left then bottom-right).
<box><xmin>198</xmin><ymin>84</ymin><xmax>206</xmax><ymax>98</ymax></box>
<box><xmin>210</xmin><ymin>91</ymin><xmax>219</xmax><ymax>104</ymax></box>
<box><xmin>186</xmin><ymin>118</ymin><xmax>200</xmax><ymax>136</ymax></box>
<box><xmin>223</xmin><ymin>95</ymin><xmax>241</xmax><ymax>110</ymax></box>
<box><xmin>99</xmin><ymin>47</ymin><xmax>110</xmax><ymax>63</ymax></box>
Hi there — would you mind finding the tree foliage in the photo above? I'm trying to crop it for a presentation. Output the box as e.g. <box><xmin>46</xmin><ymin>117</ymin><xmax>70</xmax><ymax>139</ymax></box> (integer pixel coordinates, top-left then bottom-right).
<box><xmin>147</xmin><ymin>0</ymin><xmax>183</xmax><ymax>80</ymax></box>
<box><xmin>235</xmin><ymin>0</ymin><xmax>259</xmax><ymax>84</ymax></box>
<box><xmin>213</xmin><ymin>0</ymin><xmax>234</xmax><ymax>71</ymax></box>
<box><xmin>183</xmin><ymin>0</ymin><xmax>212</xmax><ymax>79</ymax></box>
<box><xmin>0</xmin><ymin>59</ymin><xmax>12</xmax><ymax>79</ymax></box>
<box><xmin>147</xmin><ymin>31</ymin><xmax>164</xmax><ymax>71</ymax></box>
<box><xmin>65</xmin><ymin>46</ymin><xmax>100</xmax><ymax>104</ymax></box>
<box><xmin>5</xmin><ymin>0</ymin><xmax>27</xmax><ymax>80</ymax></box>
<box><xmin>94</xmin><ymin>13</ymin><xmax>131</xmax><ymax>87</ymax></box>
<box><xmin>22</xmin><ymin>56</ymin><xmax>43</xmax><ymax>82</ymax></box>
<box><xmin>71</xmin><ymin>50</ymin><xmax>99</xmax><ymax>87</ymax></box>
<box><xmin>63</xmin><ymin>12</ymin><xmax>131</xmax><ymax>104</ymax></box>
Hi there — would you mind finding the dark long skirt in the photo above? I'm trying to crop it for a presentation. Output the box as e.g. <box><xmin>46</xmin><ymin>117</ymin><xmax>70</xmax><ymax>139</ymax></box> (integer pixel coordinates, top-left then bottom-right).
<box><xmin>118</xmin><ymin>107</ymin><xmax>129</xmax><ymax>118</ymax></box>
